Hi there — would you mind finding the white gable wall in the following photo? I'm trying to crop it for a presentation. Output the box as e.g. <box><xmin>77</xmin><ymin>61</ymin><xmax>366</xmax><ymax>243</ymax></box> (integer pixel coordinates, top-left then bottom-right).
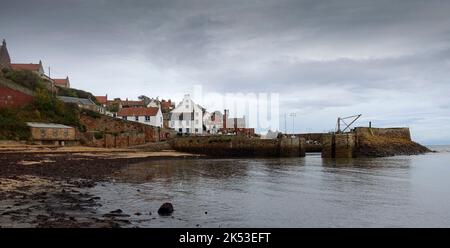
<box><xmin>169</xmin><ymin>94</ymin><xmax>203</xmax><ymax>134</ymax></box>
<box><xmin>117</xmin><ymin>107</ymin><xmax>163</xmax><ymax>128</ymax></box>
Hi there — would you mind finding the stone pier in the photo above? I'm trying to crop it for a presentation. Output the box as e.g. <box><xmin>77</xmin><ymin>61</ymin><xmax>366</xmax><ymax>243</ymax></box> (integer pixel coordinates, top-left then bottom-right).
<box><xmin>169</xmin><ymin>136</ymin><xmax>306</xmax><ymax>157</ymax></box>
<box><xmin>322</xmin><ymin>127</ymin><xmax>429</xmax><ymax>158</ymax></box>
<box><xmin>322</xmin><ymin>133</ymin><xmax>355</xmax><ymax>158</ymax></box>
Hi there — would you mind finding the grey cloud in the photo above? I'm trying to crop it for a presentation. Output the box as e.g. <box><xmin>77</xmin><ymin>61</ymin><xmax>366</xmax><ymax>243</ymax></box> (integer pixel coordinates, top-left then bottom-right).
<box><xmin>1</xmin><ymin>0</ymin><xmax>450</xmax><ymax>143</ymax></box>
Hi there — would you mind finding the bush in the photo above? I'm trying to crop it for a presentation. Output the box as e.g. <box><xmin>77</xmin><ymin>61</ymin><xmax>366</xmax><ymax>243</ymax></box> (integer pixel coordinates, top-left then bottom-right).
<box><xmin>3</xmin><ymin>70</ymin><xmax>44</xmax><ymax>90</ymax></box>
<box><xmin>81</xmin><ymin>108</ymin><xmax>101</xmax><ymax>118</ymax></box>
<box><xmin>94</xmin><ymin>132</ymin><xmax>104</xmax><ymax>139</ymax></box>
<box><xmin>1</xmin><ymin>67</ymin><xmax>10</xmax><ymax>74</ymax></box>
<box><xmin>0</xmin><ymin>107</ymin><xmax>31</xmax><ymax>140</ymax></box>
<box><xmin>106</xmin><ymin>101</ymin><xmax>120</xmax><ymax>113</ymax></box>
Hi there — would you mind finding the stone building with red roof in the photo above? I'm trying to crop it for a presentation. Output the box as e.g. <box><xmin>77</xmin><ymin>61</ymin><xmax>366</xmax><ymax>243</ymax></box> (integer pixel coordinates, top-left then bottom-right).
<box><xmin>10</xmin><ymin>60</ymin><xmax>45</xmax><ymax>77</ymax></box>
<box><xmin>95</xmin><ymin>95</ymin><xmax>108</xmax><ymax>106</ymax></box>
<box><xmin>53</xmin><ymin>76</ymin><xmax>70</xmax><ymax>88</ymax></box>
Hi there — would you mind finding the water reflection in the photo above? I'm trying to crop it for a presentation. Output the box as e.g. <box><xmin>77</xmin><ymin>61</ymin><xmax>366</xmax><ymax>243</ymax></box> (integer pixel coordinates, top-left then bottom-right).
<box><xmin>89</xmin><ymin>147</ymin><xmax>450</xmax><ymax>227</ymax></box>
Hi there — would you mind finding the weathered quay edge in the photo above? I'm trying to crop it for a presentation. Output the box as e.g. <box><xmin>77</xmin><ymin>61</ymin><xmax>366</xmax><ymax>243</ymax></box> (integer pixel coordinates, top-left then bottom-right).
<box><xmin>322</xmin><ymin>127</ymin><xmax>431</xmax><ymax>158</ymax></box>
<box><xmin>169</xmin><ymin>136</ymin><xmax>306</xmax><ymax>157</ymax></box>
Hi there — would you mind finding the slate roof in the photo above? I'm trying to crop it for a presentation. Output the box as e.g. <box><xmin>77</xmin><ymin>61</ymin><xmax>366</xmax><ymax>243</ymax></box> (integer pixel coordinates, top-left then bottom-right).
<box><xmin>57</xmin><ymin>96</ymin><xmax>96</xmax><ymax>106</ymax></box>
<box><xmin>27</xmin><ymin>122</ymin><xmax>73</xmax><ymax>129</ymax></box>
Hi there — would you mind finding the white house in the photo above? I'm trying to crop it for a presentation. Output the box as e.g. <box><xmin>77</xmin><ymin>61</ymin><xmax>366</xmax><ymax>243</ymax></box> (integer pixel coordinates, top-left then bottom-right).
<box><xmin>203</xmin><ymin>110</ymin><xmax>223</xmax><ymax>134</ymax></box>
<box><xmin>169</xmin><ymin>94</ymin><xmax>204</xmax><ymax>134</ymax></box>
<box><xmin>117</xmin><ymin>106</ymin><xmax>163</xmax><ymax>128</ymax></box>
<box><xmin>146</xmin><ymin>98</ymin><xmax>160</xmax><ymax>108</ymax></box>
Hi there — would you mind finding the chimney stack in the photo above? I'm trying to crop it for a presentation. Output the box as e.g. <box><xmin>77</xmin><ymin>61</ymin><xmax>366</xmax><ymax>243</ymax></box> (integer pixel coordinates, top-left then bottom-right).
<box><xmin>223</xmin><ymin>109</ymin><xmax>229</xmax><ymax>129</ymax></box>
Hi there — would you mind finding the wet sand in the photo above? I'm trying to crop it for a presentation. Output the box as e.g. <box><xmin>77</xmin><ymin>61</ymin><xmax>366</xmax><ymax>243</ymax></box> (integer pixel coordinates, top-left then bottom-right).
<box><xmin>0</xmin><ymin>149</ymin><xmax>201</xmax><ymax>228</ymax></box>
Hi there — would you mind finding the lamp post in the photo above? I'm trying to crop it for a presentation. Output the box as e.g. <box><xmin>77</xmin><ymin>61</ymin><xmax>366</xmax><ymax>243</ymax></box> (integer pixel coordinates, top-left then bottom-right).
<box><xmin>289</xmin><ymin>113</ymin><xmax>296</xmax><ymax>135</ymax></box>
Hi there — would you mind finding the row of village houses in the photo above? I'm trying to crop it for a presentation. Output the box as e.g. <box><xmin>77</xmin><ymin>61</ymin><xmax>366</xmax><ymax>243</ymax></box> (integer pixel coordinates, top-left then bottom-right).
<box><xmin>94</xmin><ymin>93</ymin><xmax>253</xmax><ymax>136</ymax></box>
<box><xmin>1</xmin><ymin>39</ymin><xmax>253</xmax><ymax>136</ymax></box>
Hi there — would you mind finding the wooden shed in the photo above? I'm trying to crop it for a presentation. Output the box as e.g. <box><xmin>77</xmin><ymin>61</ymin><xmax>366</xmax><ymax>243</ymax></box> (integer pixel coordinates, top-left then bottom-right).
<box><xmin>27</xmin><ymin>122</ymin><xmax>76</xmax><ymax>145</ymax></box>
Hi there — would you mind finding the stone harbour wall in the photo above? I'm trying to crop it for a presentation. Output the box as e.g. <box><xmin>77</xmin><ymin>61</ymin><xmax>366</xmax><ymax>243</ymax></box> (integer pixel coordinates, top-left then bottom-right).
<box><xmin>169</xmin><ymin>136</ymin><xmax>305</xmax><ymax>157</ymax></box>
<box><xmin>322</xmin><ymin>127</ymin><xmax>429</xmax><ymax>158</ymax></box>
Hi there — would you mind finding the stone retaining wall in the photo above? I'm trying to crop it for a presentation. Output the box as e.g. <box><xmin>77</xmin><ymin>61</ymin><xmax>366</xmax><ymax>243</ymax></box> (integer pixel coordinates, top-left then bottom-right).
<box><xmin>79</xmin><ymin>114</ymin><xmax>173</xmax><ymax>148</ymax></box>
<box><xmin>169</xmin><ymin>136</ymin><xmax>305</xmax><ymax>157</ymax></box>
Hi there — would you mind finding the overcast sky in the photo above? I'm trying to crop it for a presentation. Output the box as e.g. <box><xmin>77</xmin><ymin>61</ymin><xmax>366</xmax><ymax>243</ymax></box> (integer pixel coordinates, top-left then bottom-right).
<box><xmin>1</xmin><ymin>0</ymin><xmax>450</xmax><ymax>144</ymax></box>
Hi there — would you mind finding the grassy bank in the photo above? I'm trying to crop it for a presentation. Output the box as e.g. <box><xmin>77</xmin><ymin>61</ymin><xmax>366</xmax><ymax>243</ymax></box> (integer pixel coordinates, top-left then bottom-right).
<box><xmin>0</xmin><ymin>70</ymin><xmax>82</xmax><ymax>140</ymax></box>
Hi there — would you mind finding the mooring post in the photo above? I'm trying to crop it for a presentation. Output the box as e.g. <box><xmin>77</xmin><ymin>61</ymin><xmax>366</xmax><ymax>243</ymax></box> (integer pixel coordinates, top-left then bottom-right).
<box><xmin>337</xmin><ymin>117</ymin><xmax>341</xmax><ymax>133</ymax></box>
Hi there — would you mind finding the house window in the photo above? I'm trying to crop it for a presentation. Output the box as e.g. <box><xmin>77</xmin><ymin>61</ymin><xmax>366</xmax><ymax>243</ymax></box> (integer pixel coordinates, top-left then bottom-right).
<box><xmin>160</xmin><ymin>117</ymin><xmax>162</xmax><ymax>122</ymax></box>
<box><xmin>171</xmin><ymin>121</ymin><xmax>175</xmax><ymax>126</ymax></box>
<box><xmin>196</xmin><ymin>112</ymin><xmax>199</xmax><ymax>116</ymax></box>
<box><xmin>195</xmin><ymin>120</ymin><xmax>199</xmax><ymax>124</ymax></box>
<box><xmin>145</xmin><ymin>116</ymin><xmax>150</xmax><ymax>122</ymax></box>
<box><xmin>135</xmin><ymin>116</ymin><xmax>139</xmax><ymax>121</ymax></box>
<box><xmin>186</xmin><ymin>120</ymin><xmax>190</xmax><ymax>125</ymax></box>
<box><xmin>195</xmin><ymin>128</ymin><xmax>198</xmax><ymax>133</ymax></box>
<box><xmin>179</xmin><ymin>128</ymin><xmax>182</xmax><ymax>133</ymax></box>
<box><xmin>186</xmin><ymin>128</ymin><xmax>190</xmax><ymax>133</ymax></box>
<box><xmin>122</xmin><ymin>116</ymin><xmax>127</xmax><ymax>120</ymax></box>
<box><xmin>185</xmin><ymin>105</ymin><xmax>189</xmax><ymax>109</ymax></box>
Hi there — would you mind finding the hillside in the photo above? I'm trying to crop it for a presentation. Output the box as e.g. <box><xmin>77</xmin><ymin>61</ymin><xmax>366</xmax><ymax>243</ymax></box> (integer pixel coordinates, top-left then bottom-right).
<box><xmin>0</xmin><ymin>69</ymin><xmax>93</xmax><ymax>140</ymax></box>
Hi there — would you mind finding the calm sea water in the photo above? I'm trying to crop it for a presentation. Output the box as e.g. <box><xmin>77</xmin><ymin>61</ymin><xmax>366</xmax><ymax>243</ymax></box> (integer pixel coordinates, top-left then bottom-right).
<box><xmin>90</xmin><ymin>145</ymin><xmax>450</xmax><ymax>227</ymax></box>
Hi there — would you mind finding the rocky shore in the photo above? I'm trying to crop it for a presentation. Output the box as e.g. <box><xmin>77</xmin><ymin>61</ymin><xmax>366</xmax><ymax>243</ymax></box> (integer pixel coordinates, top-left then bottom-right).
<box><xmin>0</xmin><ymin>151</ymin><xmax>197</xmax><ymax>228</ymax></box>
<box><xmin>355</xmin><ymin>139</ymin><xmax>431</xmax><ymax>157</ymax></box>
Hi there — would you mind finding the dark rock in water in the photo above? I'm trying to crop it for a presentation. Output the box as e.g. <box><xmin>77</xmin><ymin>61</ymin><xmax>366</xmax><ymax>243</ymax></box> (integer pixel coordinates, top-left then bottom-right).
<box><xmin>158</xmin><ymin>203</ymin><xmax>174</xmax><ymax>216</ymax></box>
<box><xmin>110</xmin><ymin>209</ymin><xmax>123</xmax><ymax>214</ymax></box>
<box><xmin>134</xmin><ymin>212</ymin><xmax>142</xmax><ymax>216</ymax></box>
<box><xmin>103</xmin><ymin>213</ymin><xmax>130</xmax><ymax>218</ymax></box>
<box><xmin>149</xmin><ymin>211</ymin><xmax>151</xmax><ymax>215</ymax></box>
<box><xmin>102</xmin><ymin>209</ymin><xmax>131</xmax><ymax>218</ymax></box>
<box><xmin>205</xmin><ymin>211</ymin><xmax>208</xmax><ymax>215</ymax></box>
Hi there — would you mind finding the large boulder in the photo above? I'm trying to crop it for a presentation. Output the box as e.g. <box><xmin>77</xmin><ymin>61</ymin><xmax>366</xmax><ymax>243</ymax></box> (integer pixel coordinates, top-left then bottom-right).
<box><xmin>158</xmin><ymin>202</ymin><xmax>174</xmax><ymax>216</ymax></box>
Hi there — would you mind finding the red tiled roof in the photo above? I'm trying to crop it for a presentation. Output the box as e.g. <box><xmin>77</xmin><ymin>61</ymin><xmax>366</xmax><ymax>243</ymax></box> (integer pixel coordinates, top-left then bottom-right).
<box><xmin>53</xmin><ymin>78</ymin><xmax>69</xmax><ymax>86</ymax></box>
<box><xmin>95</xmin><ymin>96</ymin><xmax>107</xmax><ymax>104</ymax></box>
<box><xmin>121</xmin><ymin>100</ymin><xmax>145</xmax><ymax>106</ymax></box>
<box><xmin>117</xmin><ymin>107</ymin><xmax>159</xmax><ymax>117</ymax></box>
<box><xmin>11</xmin><ymin>63</ymin><xmax>41</xmax><ymax>71</ymax></box>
